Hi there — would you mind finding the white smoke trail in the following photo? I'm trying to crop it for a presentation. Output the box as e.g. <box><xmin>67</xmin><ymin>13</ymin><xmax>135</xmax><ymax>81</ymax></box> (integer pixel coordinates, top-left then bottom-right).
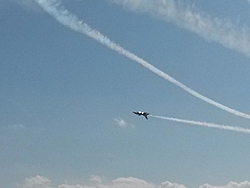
<box><xmin>111</xmin><ymin>0</ymin><xmax>250</xmax><ymax>58</ymax></box>
<box><xmin>34</xmin><ymin>0</ymin><xmax>250</xmax><ymax>119</ymax></box>
<box><xmin>151</xmin><ymin>115</ymin><xmax>250</xmax><ymax>134</ymax></box>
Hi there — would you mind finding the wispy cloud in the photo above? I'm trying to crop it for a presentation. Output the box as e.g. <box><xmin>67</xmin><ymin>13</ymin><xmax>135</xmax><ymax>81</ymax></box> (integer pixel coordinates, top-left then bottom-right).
<box><xmin>19</xmin><ymin>175</ymin><xmax>250</xmax><ymax>188</ymax></box>
<box><xmin>89</xmin><ymin>175</ymin><xmax>105</xmax><ymax>184</ymax></box>
<box><xmin>19</xmin><ymin>175</ymin><xmax>180</xmax><ymax>188</ymax></box>
<box><xmin>114</xmin><ymin>117</ymin><xmax>135</xmax><ymax>128</ymax></box>
<box><xmin>19</xmin><ymin>175</ymin><xmax>52</xmax><ymax>188</ymax></box>
<box><xmin>199</xmin><ymin>181</ymin><xmax>250</xmax><ymax>188</ymax></box>
<box><xmin>111</xmin><ymin>0</ymin><xmax>250</xmax><ymax>58</ymax></box>
<box><xmin>5</xmin><ymin>124</ymin><xmax>26</xmax><ymax>130</ymax></box>
<box><xmin>9</xmin><ymin>124</ymin><xmax>26</xmax><ymax>129</ymax></box>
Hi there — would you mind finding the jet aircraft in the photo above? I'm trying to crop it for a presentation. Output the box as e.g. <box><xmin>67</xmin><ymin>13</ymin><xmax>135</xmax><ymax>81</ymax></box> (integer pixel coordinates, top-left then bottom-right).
<box><xmin>133</xmin><ymin>111</ymin><xmax>150</xmax><ymax>119</ymax></box>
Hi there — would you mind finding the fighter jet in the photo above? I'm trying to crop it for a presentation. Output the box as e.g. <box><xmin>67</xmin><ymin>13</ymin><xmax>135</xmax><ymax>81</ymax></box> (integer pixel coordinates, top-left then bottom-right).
<box><xmin>133</xmin><ymin>111</ymin><xmax>150</xmax><ymax>119</ymax></box>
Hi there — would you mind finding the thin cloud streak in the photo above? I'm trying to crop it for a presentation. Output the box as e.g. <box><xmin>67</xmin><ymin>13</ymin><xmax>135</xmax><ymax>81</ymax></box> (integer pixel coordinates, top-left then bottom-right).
<box><xmin>151</xmin><ymin>115</ymin><xmax>250</xmax><ymax>134</ymax></box>
<box><xmin>8</xmin><ymin>124</ymin><xmax>26</xmax><ymax>129</ymax></box>
<box><xmin>34</xmin><ymin>0</ymin><xmax>250</xmax><ymax>119</ymax></box>
<box><xmin>111</xmin><ymin>0</ymin><xmax>250</xmax><ymax>58</ymax></box>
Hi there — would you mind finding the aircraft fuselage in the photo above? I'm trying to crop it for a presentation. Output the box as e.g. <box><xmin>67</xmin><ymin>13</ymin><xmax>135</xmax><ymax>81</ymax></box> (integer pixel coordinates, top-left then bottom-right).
<box><xmin>133</xmin><ymin>111</ymin><xmax>150</xmax><ymax>119</ymax></box>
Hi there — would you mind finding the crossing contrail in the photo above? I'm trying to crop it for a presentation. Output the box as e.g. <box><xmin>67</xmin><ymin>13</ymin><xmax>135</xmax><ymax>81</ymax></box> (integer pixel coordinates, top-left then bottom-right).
<box><xmin>34</xmin><ymin>0</ymin><xmax>250</xmax><ymax>119</ymax></box>
<box><xmin>151</xmin><ymin>115</ymin><xmax>250</xmax><ymax>134</ymax></box>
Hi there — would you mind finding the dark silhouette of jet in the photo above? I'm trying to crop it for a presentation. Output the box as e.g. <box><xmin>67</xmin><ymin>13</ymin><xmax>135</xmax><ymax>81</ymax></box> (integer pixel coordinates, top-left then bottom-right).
<box><xmin>133</xmin><ymin>111</ymin><xmax>150</xmax><ymax>119</ymax></box>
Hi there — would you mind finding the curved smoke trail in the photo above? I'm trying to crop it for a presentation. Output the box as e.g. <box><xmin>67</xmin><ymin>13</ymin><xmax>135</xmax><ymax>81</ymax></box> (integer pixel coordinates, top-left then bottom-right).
<box><xmin>34</xmin><ymin>0</ymin><xmax>250</xmax><ymax>119</ymax></box>
<box><xmin>151</xmin><ymin>115</ymin><xmax>250</xmax><ymax>134</ymax></box>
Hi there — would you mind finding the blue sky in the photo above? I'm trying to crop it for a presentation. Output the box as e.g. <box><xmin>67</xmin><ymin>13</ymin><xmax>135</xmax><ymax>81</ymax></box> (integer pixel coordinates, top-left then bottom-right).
<box><xmin>1</xmin><ymin>0</ymin><xmax>250</xmax><ymax>188</ymax></box>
